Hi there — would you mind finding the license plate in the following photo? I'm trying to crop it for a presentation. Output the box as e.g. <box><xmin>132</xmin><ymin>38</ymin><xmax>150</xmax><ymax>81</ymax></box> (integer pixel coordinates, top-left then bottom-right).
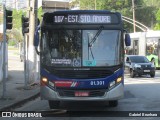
<box><xmin>75</xmin><ymin>91</ymin><xmax>89</xmax><ymax>97</ymax></box>
<box><xmin>144</xmin><ymin>70</ymin><xmax>150</xmax><ymax>72</ymax></box>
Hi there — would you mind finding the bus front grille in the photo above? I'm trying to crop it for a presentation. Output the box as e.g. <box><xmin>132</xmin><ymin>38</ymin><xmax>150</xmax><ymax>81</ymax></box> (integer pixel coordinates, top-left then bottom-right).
<box><xmin>57</xmin><ymin>89</ymin><xmax>106</xmax><ymax>97</ymax></box>
<box><xmin>53</xmin><ymin>70</ymin><xmax>113</xmax><ymax>79</ymax></box>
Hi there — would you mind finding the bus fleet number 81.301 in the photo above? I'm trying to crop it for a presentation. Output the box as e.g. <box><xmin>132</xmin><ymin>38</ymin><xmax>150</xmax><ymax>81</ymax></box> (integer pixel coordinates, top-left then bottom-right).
<box><xmin>90</xmin><ymin>81</ymin><xmax>105</xmax><ymax>86</ymax></box>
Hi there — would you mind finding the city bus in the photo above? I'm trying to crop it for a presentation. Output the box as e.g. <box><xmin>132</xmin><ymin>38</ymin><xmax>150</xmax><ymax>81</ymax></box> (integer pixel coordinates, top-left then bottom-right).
<box><xmin>34</xmin><ymin>10</ymin><xmax>131</xmax><ymax>109</ymax></box>
<box><xmin>128</xmin><ymin>31</ymin><xmax>160</xmax><ymax>68</ymax></box>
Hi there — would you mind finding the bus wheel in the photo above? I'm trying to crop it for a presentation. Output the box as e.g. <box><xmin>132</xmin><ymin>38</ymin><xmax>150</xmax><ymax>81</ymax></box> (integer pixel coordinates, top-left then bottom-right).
<box><xmin>48</xmin><ymin>100</ymin><xmax>60</xmax><ymax>109</ymax></box>
<box><xmin>130</xmin><ymin>70</ymin><xmax>135</xmax><ymax>78</ymax></box>
<box><xmin>109</xmin><ymin>100</ymin><xmax>118</xmax><ymax>107</ymax></box>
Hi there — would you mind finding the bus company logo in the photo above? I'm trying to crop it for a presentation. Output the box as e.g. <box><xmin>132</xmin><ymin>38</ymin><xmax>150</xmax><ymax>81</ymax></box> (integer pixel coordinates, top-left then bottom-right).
<box><xmin>54</xmin><ymin>81</ymin><xmax>79</xmax><ymax>87</ymax></box>
<box><xmin>71</xmin><ymin>82</ymin><xmax>79</xmax><ymax>87</ymax></box>
<box><xmin>2</xmin><ymin>112</ymin><xmax>11</xmax><ymax>117</ymax></box>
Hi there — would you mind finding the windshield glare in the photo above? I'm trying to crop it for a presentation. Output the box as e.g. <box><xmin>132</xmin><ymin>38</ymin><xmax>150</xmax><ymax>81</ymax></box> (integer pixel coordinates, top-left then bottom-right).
<box><xmin>41</xmin><ymin>29</ymin><xmax>121</xmax><ymax>67</ymax></box>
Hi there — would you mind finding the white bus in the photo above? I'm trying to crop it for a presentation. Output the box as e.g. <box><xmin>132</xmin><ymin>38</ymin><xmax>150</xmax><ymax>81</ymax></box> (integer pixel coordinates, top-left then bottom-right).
<box><xmin>127</xmin><ymin>31</ymin><xmax>160</xmax><ymax>68</ymax></box>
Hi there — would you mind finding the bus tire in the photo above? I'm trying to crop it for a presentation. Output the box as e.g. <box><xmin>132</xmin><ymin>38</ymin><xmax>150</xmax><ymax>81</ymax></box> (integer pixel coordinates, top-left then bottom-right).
<box><xmin>138</xmin><ymin>74</ymin><xmax>141</xmax><ymax>77</ymax></box>
<box><xmin>109</xmin><ymin>100</ymin><xmax>118</xmax><ymax>107</ymax></box>
<box><xmin>48</xmin><ymin>100</ymin><xmax>60</xmax><ymax>109</ymax></box>
<box><xmin>130</xmin><ymin>70</ymin><xmax>135</xmax><ymax>78</ymax></box>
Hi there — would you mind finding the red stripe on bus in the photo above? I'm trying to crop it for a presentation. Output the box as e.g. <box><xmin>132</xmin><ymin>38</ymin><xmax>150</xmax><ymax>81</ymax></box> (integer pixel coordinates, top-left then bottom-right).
<box><xmin>54</xmin><ymin>81</ymin><xmax>72</xmax><ymax>87</ymax></box>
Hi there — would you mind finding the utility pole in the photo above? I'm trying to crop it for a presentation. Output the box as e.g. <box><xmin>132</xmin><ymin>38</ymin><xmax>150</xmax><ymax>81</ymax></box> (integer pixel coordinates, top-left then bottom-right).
<box><xmin>28</xmin><ymin>0</ymin><xmax>38</xmax><ymax>84</ymax></box>
<box><xmin>2</xmin><ymin>0</ymin><xmax>7</xmax><ymax>98</ymax></box>
<box><xmin>95</xmin><ymin>0</ymin><xmax>96</xmax><ymax>10</ymax></box>
<box><xmin>132</xmin><ymin>0</ymin><xmax>136</xmax><ymax>32</ymax></box>
<box><xmin>23</xmin><ymin>0</ymin><xmax>30</xmax><ymax>89</ymax></box>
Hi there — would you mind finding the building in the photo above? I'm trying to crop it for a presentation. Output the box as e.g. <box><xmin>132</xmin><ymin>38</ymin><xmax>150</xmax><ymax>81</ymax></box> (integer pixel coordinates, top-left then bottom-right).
<box><xmin>6</xmin><ymin>0</ymin><xmax>27</xmax><ymax>10</ymax></box>
<box><xmin>42</xmin><ymin>0</ymin><xmax>70</xmax><ymax>12</ymax></box>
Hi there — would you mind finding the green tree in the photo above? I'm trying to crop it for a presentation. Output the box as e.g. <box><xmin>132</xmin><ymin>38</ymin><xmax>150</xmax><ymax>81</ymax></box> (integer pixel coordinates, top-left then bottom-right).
<box><xmin>78</xmin><ymin>0</ymin><xmax>133</xmax><ymax>32</ymax></box>
<box><xmin>154</xmin><ymin>8</ymin><xmax>160</xmax><ymax>30</ymax></box>
<box><xmin>7</xmin><ymin>9</ymin><xmax>26</xmax><ymax>44</ymax></box>
<box><xmin>12</xmin><ymin>9</ymin><xmax>26</xmax><ymax>29</ymax></box>
<box><xmin>38</xmin><ymin>7</ymin><xmax>43</xmax><ymax>23</ymax></box>
<box><xmin>77</xmin><ymin>0</ymin><xmax>160</xmax><ymax>32</ymax></box>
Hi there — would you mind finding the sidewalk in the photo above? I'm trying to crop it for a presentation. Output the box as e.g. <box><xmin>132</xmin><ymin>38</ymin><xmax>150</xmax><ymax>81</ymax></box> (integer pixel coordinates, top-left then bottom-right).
<box><xmin>0</xmin><ymin>49</ymin><xmax>40</xmax><ymax>111</ymax></box>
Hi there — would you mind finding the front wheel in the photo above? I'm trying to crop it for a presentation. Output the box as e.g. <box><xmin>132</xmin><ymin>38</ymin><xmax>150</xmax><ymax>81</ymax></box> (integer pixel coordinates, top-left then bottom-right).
<box><xmin>109</xmin><ymin>100</ymin><xmax>118</xmax><ymax>107</ymax></box>
<box><xmin>48</xmin><ymin>100</ymin><xmax>60</xmax><ymax>109</ymax></box>
<box><xmin>130</xmin><ymin>70</ymin><xmax>135</xmax><ymax>78</ymax></box>
<box><xmin>150</xmin><ymin>73</ymin><xmax>155</xmax><ymax>78</ymax></box>
<box><xmin>138</xmin><ymin>74</ymin><xmax>141</xmax><ymax>77</ymax></box>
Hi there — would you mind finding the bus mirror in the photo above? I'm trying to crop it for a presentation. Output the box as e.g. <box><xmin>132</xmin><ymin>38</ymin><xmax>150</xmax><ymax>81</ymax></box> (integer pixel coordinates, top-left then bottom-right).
<box><xmin>34</xmin><ymin>26</ymin><xmax>40</xmax><ymax>47</ymax></box>
<box><xmin>125</xmin><ymin>34</ymin><xmax>131</xmax><ymax>46</ymax></box>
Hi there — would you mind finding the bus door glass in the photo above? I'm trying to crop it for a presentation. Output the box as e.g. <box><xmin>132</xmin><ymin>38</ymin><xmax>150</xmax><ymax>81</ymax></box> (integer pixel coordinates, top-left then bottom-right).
<box><xmin>146</xmin><ymin>38</ymin><xmax>158</xmax><ymax>67</ymax></box>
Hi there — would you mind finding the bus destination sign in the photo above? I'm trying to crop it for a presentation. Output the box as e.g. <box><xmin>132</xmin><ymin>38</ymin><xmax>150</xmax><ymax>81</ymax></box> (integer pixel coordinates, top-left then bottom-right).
<box><xmin>53</xmin><ymin>14</ymin><xmax>119</xmax><ymax>24</ymax></box>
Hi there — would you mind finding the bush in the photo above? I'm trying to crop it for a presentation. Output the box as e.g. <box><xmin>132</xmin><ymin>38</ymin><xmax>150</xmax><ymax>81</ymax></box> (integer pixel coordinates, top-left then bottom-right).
<box><xmin>8</xmin><ymin>39</ymin><xmax>17</xmax><ymax>46</ymax></box>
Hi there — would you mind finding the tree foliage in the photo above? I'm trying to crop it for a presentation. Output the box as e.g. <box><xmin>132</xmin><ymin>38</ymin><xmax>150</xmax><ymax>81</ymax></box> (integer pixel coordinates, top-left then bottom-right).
<box><xmin>70</xmin><ymin>0</ymin><xmax>160</xmax><ymax>32</ymax></box>
<box><xmin>38</xmin><ymin>7</ymin><xmax>43</xmax><ymax>23</ymax></box>
<box><xmin>12</xmin><ymin>9</ymin><xmax>26</xmax><ymax>29</ymax></box>
<box><xmin>8</xmin><ymin>9</ymin><xmax>26</xmax><ymax>43</ymax></box>
<box><xmin>154</xmin><ymin>9</ymin><xmax>160</xmax><ymax>30</ymax></box>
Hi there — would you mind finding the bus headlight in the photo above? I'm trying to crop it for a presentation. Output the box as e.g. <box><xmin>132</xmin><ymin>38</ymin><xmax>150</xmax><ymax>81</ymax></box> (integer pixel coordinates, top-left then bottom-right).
<box><xmin>109</xmin><ymin>81</ymin><xmax>116</xmax><ymax>88</ymax></box>
<box><xmin>42</xmin><ymin>77</ymin><xmax>48</xmax><ymax>83</ymax></box>
<box><xmin>116</xmin><ymin>77</ymin><xmax>122</xmax><ymax>83</ymax></box>
<box><xmin>109</xmin><ymin>77</ymin><xmax>123</xmax><ymax>89</ymax></box>
<box><xmin>49</xmin><ymin>81</ymin><xmax>55</xmax><ymax>88</ymax></box>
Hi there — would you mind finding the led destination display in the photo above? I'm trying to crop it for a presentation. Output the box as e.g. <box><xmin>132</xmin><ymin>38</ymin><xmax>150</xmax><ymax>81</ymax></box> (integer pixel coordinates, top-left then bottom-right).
<box><xmin>53</xmin><ymin>14</ymin><xmax>120</xmax><ymax>24</ymax></box>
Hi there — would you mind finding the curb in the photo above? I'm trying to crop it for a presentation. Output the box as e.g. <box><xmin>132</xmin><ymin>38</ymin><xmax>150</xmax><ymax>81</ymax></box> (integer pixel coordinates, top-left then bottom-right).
<box><xmin>0</xmin><ymin>92</ymin><xmax>40</xmax><ymax>111</ymax></box>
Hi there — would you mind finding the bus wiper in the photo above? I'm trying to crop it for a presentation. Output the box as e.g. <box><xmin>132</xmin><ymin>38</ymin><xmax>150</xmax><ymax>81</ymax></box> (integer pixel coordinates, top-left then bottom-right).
<box><xmin>88</xmin><ymin>26</ymin><xmax>104</xmax><ymax>47</ymax></box>
<box><xmin>87</xmin><ymin>33</ymin><xmax>94</xmax><ymax>60</ymax></box>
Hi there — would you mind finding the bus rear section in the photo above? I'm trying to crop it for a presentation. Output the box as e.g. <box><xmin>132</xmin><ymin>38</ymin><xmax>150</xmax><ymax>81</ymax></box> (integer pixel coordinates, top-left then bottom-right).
<box><xmin>34</xmin><ymin>10</ymin><xmax>131</xmax><ymax>109</ymax></box>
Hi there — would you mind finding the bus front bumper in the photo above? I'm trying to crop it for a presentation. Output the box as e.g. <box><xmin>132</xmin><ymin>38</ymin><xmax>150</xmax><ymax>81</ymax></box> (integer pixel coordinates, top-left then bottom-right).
<box><xmin>41</xmin><ymin>83</ymin><xmax>124</xmax><ymax>101</ymax></box>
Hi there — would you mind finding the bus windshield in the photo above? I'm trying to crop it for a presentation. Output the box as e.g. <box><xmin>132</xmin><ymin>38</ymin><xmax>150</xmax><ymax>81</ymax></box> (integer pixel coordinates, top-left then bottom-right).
<box><xmin>41</xmin><ymin>29</ymin><xmax>121</xmax><ymax>67</ymax></box>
